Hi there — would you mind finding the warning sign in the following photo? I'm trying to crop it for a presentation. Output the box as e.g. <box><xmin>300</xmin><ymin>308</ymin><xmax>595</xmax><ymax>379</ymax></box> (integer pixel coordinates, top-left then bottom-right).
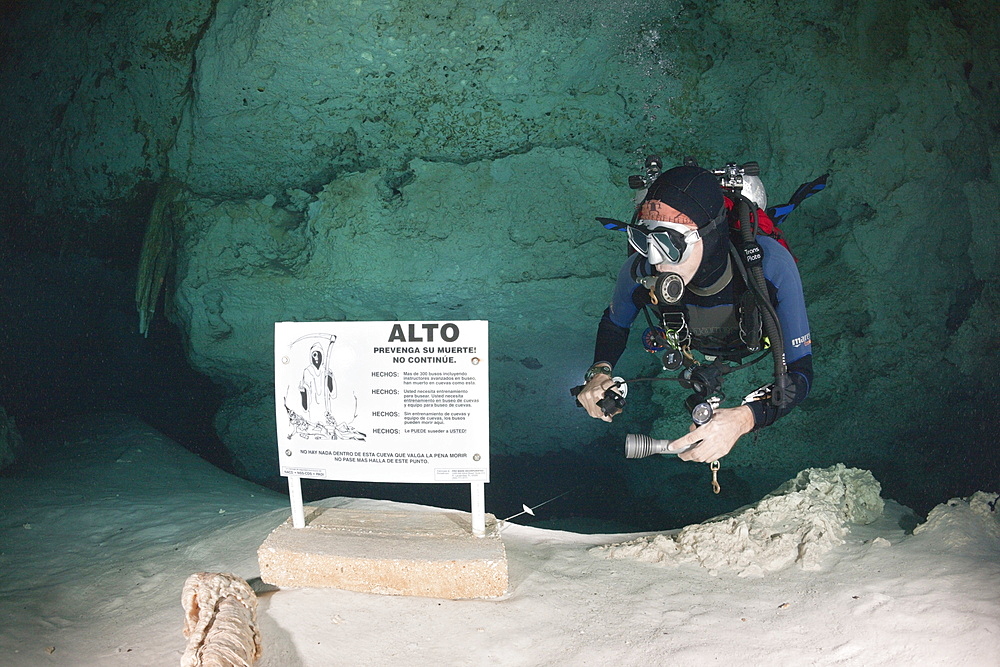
<box><xmin>274</xmin><ymin>321</ymin><xmax>489</xmax><ymax>483</ymax></box>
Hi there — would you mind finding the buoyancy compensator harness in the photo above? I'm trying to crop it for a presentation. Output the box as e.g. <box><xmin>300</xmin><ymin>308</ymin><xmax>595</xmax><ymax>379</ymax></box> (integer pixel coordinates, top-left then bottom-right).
<box><xmin>728</xmin><ymin>181</ymin><xmax>793</xmax><ymax>410</ymax></box>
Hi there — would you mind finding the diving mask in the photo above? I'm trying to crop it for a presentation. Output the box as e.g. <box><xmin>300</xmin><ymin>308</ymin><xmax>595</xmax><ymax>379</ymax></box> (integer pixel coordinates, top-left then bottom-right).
<box><xmin>627</xmin><ymin>220</ymin><xmax>701</xmax><ymax>265</ymax></box>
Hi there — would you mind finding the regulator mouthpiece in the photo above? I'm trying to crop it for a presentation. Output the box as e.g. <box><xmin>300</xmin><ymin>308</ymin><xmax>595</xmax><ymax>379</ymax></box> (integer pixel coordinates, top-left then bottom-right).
<box><xmin>637</xmin><ymin>273</ymin><xmax>685</xmax><ymax>305</ymax></box>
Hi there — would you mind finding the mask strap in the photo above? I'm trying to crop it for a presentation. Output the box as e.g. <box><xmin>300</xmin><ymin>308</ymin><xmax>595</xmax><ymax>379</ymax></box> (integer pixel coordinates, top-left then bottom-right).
<box><xmin>698</xmin><ymin>204</ymin><xmax>728</xmax><ymax>237</ymax></box>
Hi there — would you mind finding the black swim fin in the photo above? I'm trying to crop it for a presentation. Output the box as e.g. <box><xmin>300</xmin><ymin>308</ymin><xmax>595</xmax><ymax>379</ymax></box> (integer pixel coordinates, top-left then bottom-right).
<box><xmin>766</xmin><ymin>173</ymin><xmax>829</xmax><ymax>226</ymax></box>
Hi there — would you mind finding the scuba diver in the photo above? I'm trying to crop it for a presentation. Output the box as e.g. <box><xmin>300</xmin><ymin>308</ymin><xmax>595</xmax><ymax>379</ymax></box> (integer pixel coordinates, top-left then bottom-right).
<box><xmin>575</xmin><ymin>159</ymin><xmax>816</xmax><ymax>468</ymax></box>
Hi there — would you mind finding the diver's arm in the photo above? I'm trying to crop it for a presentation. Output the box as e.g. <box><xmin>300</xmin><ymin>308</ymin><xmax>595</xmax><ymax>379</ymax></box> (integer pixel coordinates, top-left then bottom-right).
<box><xmin>743</xmin><ymin>354</ymin><xmax>813</xmax><ymax>429</ymax></box>
<box><xmin>670</xmin><ymin>355</ymin><xmax>811</xmax><ymax>462</ymax></box>
<box><xmin>591</xmin><ymin>254</ymin><xmax>646</xmax><ymax>368</ymax></box>
<box><xmin>580</xmin><ymin>256</ymin><xmax>646</xmax><ymax>420</ymax></box>
<box><xmin>580</xmin><ymin>313</ymin><xmax>628</xmax><ymax>421</ymax></box>
<box><xmin>593</xmin><ymin>310</ymin><xmax>629</xmax><ymax>368</ymax></box>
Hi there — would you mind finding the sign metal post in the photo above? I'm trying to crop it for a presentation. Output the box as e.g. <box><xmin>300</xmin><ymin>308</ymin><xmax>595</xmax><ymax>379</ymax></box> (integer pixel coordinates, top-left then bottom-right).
<box><xmin>288</xmin><ymin>474</ymin><xmax>305</xmax><ymax>529</ymax></box>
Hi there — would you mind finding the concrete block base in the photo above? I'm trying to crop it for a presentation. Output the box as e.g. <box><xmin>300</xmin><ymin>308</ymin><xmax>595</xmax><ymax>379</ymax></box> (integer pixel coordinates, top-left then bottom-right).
<box><xmin>257</xmin><ymin>506</ymin><xmax>508</xmax><ymax>599</ymax></box>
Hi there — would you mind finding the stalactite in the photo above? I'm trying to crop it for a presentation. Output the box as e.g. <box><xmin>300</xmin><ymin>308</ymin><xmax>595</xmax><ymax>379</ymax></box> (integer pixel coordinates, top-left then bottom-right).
<box><xmin>181</xmin><ymin>572</ymin><xmax>262</xmax><ymax>667</ymax></box>
<box><xmin>135</xmin><ymin>179</ymin><xmax>183</xmax><ymax>337</ymax></box>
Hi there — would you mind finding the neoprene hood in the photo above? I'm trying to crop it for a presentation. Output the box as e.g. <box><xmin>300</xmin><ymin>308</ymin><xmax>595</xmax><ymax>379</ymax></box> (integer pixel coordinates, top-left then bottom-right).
<box><xmin>643</xmin><ymin>166</ymin><xmax>724</xmax><ymax>229</ymax></box>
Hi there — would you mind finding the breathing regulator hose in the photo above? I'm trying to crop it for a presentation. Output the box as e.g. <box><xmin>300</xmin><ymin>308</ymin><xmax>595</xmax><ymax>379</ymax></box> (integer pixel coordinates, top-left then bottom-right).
<box><xmin>734</xmin><ymin>194</ymin><xmax>793</xmax><ymax>409</ymax></box>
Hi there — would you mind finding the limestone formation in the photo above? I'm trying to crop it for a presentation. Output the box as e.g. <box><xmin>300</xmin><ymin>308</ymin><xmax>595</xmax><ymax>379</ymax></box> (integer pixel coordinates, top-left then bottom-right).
<box><xmin>598</xmin><ymin>464</ymin><xmax>884</xmax><ymax>576</ymax></box>
<box><xmin>181</xmin><ymin>572</ymin><xmax>261</xmax><ymax>667</ymax></box>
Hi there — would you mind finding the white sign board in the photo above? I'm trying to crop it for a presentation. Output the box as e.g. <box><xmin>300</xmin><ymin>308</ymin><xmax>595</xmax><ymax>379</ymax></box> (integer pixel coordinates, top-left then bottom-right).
<box><xmin>274</xmin><ymin>320</ymin><xmax>489</xmax><ymax>484</ymax></box>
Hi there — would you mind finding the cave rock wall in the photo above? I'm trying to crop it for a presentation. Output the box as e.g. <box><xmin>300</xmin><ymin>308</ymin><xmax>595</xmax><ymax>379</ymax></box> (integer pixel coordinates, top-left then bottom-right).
<box><xmin>1</xmin><ymin>0</ymin><xmax>998</xmax><ymax>503</ymax></box>
<box><xmin>171</xmin><ymin>146</ymin><xmax>626</xmax><ymax>479</ymax></box>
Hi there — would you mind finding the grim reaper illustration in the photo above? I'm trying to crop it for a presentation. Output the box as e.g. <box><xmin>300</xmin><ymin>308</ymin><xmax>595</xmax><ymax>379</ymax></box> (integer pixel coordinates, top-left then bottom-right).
<box><xmin>284</xmin><ymin>333</ymin><xmax>365</xmax><ymax>441</ymax></box>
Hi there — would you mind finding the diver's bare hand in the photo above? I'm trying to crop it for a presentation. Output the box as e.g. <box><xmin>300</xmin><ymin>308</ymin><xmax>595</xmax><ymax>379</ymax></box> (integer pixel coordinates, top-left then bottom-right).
<box><xmin>668</xmin><ymin>405</ymin><xmax>754</xmax><ymax>462</ymax></box>
<box><xmin>578</xmin><ymin>373</ymin><xmax>622</xmax><ymax>422</ymax></box>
